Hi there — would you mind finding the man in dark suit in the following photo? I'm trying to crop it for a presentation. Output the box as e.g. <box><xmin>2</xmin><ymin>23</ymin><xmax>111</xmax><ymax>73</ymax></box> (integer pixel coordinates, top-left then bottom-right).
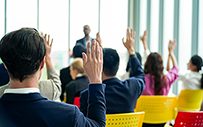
<box><xmin>0</xmin><ymin>28</ymin><xmax>106</xmax><ymax>127</ymax></box>
<box><xmin>80</xmin><ymin>28</ymin><xmax>145</xmax><ymax>116</ymax></box>
<box><xmin>76</xmin><ymin>25</ymin><xmax>94</xmax><ymax>47</ymax></box>
<box><xmin>0</xmin><ymin>63</ymin><xmax>9</xmax><ymax>86</ymax></box>
<box><xmin>59</xmin><ymin>44</ymin><xmax>86</xmax><ymax>101</ymax></box>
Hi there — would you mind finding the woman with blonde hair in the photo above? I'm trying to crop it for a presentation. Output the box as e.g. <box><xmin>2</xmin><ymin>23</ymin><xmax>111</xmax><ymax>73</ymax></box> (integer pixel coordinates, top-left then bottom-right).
<box><xmin>65</xmin><ymin>58</ymin><xmax>89</xmax><ymax>104</ymax></box>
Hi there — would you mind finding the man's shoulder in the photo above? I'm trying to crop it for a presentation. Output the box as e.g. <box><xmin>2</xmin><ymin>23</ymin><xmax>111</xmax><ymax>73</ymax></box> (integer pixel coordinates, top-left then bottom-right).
<box><xmin>76</xmin><ymin>38</ymin><xmax>84</xmax><ymax>43</ymax></box>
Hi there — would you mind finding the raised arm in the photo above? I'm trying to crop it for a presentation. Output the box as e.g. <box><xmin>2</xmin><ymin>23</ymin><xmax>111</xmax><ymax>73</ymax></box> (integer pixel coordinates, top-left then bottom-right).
<box><xmin>166</xmin><ymin>54</ymin><xmax>171</xmax><ymax>71</ymax></box>
<box><xmin>140</xmin><ymin>30</ymin><xmax>150</xmax><ymax>65</ymax></box>
<box><xmin>75</xmin><ymin>40</ymin><xmax>106</xmax><ymax>126</ymax></box>
<box><xmin>122</xmin><ymin>28</ymin><xmax>145</xmax><ymax>79</ymax></box>
<box><xmin>38</xmin><ymin>34</ymin><xmax>61</xmax><ymax>101</ymax></box>
<box><xmin>140</xmin><ymin>30</ymin><xmax>148</xmax><ymax>51</ymax></box>
<box><xmin>168</xmin><ymin>39</ymin><xmax>178</xmax><ymax>67</ymax></box>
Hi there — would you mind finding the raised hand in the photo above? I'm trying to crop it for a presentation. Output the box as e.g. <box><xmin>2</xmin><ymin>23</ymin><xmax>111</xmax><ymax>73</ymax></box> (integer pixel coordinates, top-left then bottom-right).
<box><xmin>82</xmin><ymin>40</ymin><xmax>103</xmax><ymax>84</ymax></box>
<box><xmin>168</xmin><ymin>39</ymin><xmax>176</xmax><ymax>53</ymax></box>
<box><xmin>41</xmin><ymin>33</ymin><xmax>53</xmax><ymax>56</ymax></box>
<box><xmin>140</xmin><ymin>30</ymin><xmax>147</xmax><ymax>43</ymax></box>
<box><xmin>140</xmin><ymin>30</ymin><xmax>148</xmax><ymax>50</ymax></box>
<box><xmin>122</xmin><ymin>28</ymin><xmax>136</xmax><ymax>55</ymax></box>
<box><xmin>96</xmin><ymin>32</ymin><xmax>102</xmax><ymax>48</ymax></box>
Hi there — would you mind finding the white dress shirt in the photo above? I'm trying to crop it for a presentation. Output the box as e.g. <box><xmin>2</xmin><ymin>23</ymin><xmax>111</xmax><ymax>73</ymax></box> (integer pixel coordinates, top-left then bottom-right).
<box><xmin>4</xmin><ymin>88</ymin><xmax>40</xmax><ymax>94</ymax></box>
<box><xmin>178</xmin><ymin>71</ymin><xmax>202</xmax><ymax>90</ymax></box>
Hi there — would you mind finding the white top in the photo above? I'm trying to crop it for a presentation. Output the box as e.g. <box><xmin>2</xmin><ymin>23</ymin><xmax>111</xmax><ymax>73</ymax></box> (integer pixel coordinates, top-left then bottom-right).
<box><xmin>4</xmin><ymin>88</ymin><xmax>40</xmax><ymax>94</ymax></box>
<box><xmin>178</xmin><ymin>71</ymin><xmax>202</xmax><ymax>90</ymax></box>
<box><xmin>142</xmin><ymin>49</ymin><xmax>150</xmax><ymax>65</ymax></box>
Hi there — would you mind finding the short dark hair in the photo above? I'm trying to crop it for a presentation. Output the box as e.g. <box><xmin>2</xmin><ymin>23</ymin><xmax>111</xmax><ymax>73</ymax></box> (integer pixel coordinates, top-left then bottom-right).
<box><xmin>103</xmin><ymin>48</ymin><xmax>119</xmax><ymax>76</ymax></box>
<box><xmin>73</xmin><ymin>44</ymin><xmax>86</xmax><ymax>58</ymax></box>
<box><xmin>0</xmin><ymin>28</ymin><xmax>46</xmax><ymax>82</ymax></box>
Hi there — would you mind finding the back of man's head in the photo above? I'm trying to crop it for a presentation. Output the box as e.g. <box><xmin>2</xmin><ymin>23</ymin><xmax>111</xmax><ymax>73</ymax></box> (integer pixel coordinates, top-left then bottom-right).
<box><xmin>103</xmin><ymin>48</ymin><xmax>120</xmax><ymax>77</ymax></box>
<box><xmin>0</xmin><ymin>28</ymin><xmax>46</xmax><ymax>82</ymax></box>
<box><xmin>73</xmin><ymin>44</ymin><xmax>86</xmax><ymax>58</ymax></box>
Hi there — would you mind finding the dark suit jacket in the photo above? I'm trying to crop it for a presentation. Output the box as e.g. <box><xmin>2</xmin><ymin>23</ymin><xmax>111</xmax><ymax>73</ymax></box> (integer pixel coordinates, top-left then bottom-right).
<box><xmin>76</xmin><ymin>38</ymin><xmax>94</xmax><ymax>47</ymax></box>
<box><xmin>0</xmin><ymin>84</ymin><xmax>106</xmax><ymax>127</ymax></box>
<box><xmin>80</xmin><ymin>55</ymin><xmax>145</xmax><ymax>116</ymax></box>
<box><xmin>66</xmin><ymin>76</ymin><xmax>89</xmax><ymax>104</ymax></box>
<box><xmin>59</xmin><ymin>66</ymin><xmax>72</xmax><ymax>101</ymax></box>
<box><xmin>0</xmin><ymin>63</ymin><xmax>9</xmax><ymax>87</ymax></box>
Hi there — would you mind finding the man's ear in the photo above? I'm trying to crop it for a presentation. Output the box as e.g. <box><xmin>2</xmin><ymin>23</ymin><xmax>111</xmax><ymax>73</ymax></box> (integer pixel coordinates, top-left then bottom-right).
<box><xmin>40</xmin><ymin>58</ymin><xmax>45</xmax><ymax>70</ymax></box>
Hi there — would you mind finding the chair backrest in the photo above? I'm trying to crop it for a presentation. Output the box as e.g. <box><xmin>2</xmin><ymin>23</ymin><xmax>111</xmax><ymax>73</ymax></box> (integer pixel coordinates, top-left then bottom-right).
<box><xmin>106</xmin><ymin>112</ymin><xmax>145</xmax><ymax>127</ymax></box>
<box><xmin>73</xmin><ymin>97</ymin><xmax>80</xmax><ymax>108</ymax></box>
<box><xmin>177</xmin><ymin>89</ymin><xmax>203</xmax><ymax>111</ymax></box>
<box><xmin>174</xmin><ymin>111</ymin><xmax>203</xmax><ymax>127</ymax></box>
<box><xmin>135</xmin><ymin>95</ymin><xmax>177</xmax><ymax>124</ymax></box>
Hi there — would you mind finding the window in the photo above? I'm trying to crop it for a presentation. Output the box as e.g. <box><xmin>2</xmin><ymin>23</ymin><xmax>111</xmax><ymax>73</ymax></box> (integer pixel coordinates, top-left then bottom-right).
<box><xmin>7</xmin><ymin>0</ymin><xmax>37</xmax><ymax>33</ymax></box>
<box><xmin>149</xmin><ymin>0</ymin><xmax>159</xmax><ymax>52</ymax></box>
<box><xmin>199</xmin><ymin>0</ymin><xmax>203</xmax><ymax>57</ymax></box>
<box><xmin>69</xmin><ymin>0</ymin><xmax>99</xmax><ymax>49</ymax></box>
<box><xmin>178</xmin><ymin>0</ymin><xmax>192</xmax><ymax>74</ymax></box>
<box><xmin>100</xmin><ymin>0</ymin><xmax>128</xmax><ymax>78</ymax></box>
<box><xmin>139</xmin><ymin>0</ymin><xmax>147</xmax><ymax>55</ymax></box>
<box><xmin>163</xmin><ymin>0</ymin><xmax>174</xmax><ymax>70</ymax></box>
<box><xmin>0</xmin><ymin>0</ymin><xmax>4</xmax><ymax>37</ymax></box>
<box><xmin>39</xmin><ymin>0</ymin><xmax>69</xmax><ymax>79</ymax></box>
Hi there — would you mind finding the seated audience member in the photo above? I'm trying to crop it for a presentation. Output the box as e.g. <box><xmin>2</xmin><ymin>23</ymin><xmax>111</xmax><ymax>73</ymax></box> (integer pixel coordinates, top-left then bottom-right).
<box><xmin>80</xmin><ymin>28</ymin><xmax>145</xmax><ymax>116</ymax></box>
<box><xmin>0</xmin><ymin>63</ymin><xmax>9</xmax><ymax>86</ymax></box>
<box><xmin>167</xmin><ymin>55</ymin><xmax>203</xmax><ymax>111</ymax></box>
<box><xmin>0</xmin><ymin>34</ymin><xmax>61</xmax><ymax>101</ymax></box>
<box><xmin>141</xmin><ymin>40</ymin><xmax>179</xmax><ymax>127</ymax></box>
<box><xmin>0</xmin><ymin>28</ymin><xmax>106</xmax><ymax>127</ymax></box>
<box><xmin>65</xmin><ymin>58</ymin><xmax>89</xmax><ymax>104</ymax></box>
<box><xmin>169</xmin><ymin>55</ymin><xmax>203</xmax><ymax>90</ymax></box>
<box><xmin>60</xmin><ymin>44</ymin><xmax>86</xmax><ymax>101</ymax></box>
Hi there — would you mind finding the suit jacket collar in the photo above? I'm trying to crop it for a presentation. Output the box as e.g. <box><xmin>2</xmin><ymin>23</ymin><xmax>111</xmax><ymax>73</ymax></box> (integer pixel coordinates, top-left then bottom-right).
<box><xmin>0</xmin><ymin>93</ymin><xmax>47</xmax><ymax>102</ymax></box>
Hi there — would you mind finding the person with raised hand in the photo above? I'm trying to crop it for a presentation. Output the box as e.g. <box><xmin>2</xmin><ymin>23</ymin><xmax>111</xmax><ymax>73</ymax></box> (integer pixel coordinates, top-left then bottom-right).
<box><xmin>0</xmin><ymin>33</ymin><xmax>61</xmax><ymax>101</ymax></box>
<box><xmin>80</xmin><ymin>27</ymin><xmax>145</xmax><ymax>116</ymax></box>
<box><xmin>0</xmin><ymin>28</ymin><xmax>106</xmax><ymax>127</ymax></box>
<box><xmin>142</xmin><ymin>39</ymin><xmax>179</xmax><ymax>127</ymax></box>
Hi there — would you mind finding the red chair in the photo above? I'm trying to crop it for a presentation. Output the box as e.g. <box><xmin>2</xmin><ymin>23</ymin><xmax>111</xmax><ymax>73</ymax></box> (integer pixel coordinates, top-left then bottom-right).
<box><xmin>73</xmin><ymin>97</ymin><xmax>80</xmax><ymax>109</ymax></box>
<box><xmin>173</xmin><ymin>111</ymin><xmax>203</xmax><ymax>127</ymax></box>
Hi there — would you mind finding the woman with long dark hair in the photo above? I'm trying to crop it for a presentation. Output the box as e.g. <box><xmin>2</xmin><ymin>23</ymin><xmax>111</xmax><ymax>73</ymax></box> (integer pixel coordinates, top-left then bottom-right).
<box><xmin>141</xmin><ymin>38</ymin><xmax>179</xmax><ymax>95</ymax></box>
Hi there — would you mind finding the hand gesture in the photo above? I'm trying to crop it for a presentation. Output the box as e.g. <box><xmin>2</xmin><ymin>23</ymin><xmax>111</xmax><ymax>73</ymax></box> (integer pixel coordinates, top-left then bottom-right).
<box><xmin>140</xmin><ymin>30</ymin><xmax>148</xmax><ymax>50</ymax></box>
<box><xmin>140</xmin><ymin>30</ymin><xmax>147</xmax><ymax>42</ymax></box>
<box><xmin>168</xmin><ymin>39</ymin><xmax>176</xmax><ymax>53</ymax></box>
<box><xmin>122</xmin><ymin>28</ymin><xmax>136</xmax><ymax>55</ymax></box>
<box><xmin>41</xmin><ymin>33</ymin><xmax>53</xmax><ymax>56</ymax></box>
<box><xmin>82</xmin><ymin>40</ymin><xmax>103</xmax><ymax>84</ymax></box>
<box><xmin>96</xmin><ymin>32</ymin><xmax>102</xmax><ymax>48</ymax></box>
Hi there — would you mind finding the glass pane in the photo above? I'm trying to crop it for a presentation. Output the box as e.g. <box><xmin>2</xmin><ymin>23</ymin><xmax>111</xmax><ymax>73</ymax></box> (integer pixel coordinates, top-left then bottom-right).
<box><xmin>178</xmin><ymin>0</ymin><xmax>192</xmax><ymax>93</ymax></box>
<box><xmin>199</xmin><ymin>0</ymin><xmax>203</xmax><ymax>57</ymax></box>
<box><xmin>163</xmin><ymin>0</ymin><xmax>174</xmax><ymax>70</ymax></box>
<box><xmin>0</xmin><ymin>0</ymin><xmax>4</xmax><ymax>37</ymax></box>
<box><xmin>7</xmin><ymin>0</ymin><xmax>37</xmax><ymax>33</ymax></box>
<box><xmin>179</xmin><ymin>0</ymin><xmax>192</xmax><ymax>74</ymax></box>
<box><xmin>69</xmin><ymin>0</ymin><xmax>99</xmax><ymax>50</ymax></box>
<box><xmin>150</xmin><ymin>0</ymin><xmax>159</xmax><ymax>52</ymax></box>
<box><xmin>163</xmin><ymin>0</ymin><xmax>174</xmax><ymax>95</ymax></box>
<box><xmin>100</xmin><ymin>0</ymin><xmax>128</xmax><ymax>78</ymax></box>
<box><xmin>39</xmin><ymin>0</ymin><xmax>69</xmax><ymax>79</ymax></box>
<box><xmin>139</xmin><ymin>0</ymin><xmax>147</xmax><ymax>56</ymax></box>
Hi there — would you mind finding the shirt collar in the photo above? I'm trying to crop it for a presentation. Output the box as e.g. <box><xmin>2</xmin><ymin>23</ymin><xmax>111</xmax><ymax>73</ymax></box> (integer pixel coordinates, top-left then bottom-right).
<box><xmin>76</xmin><ymin>73</ymin><xmax>83</xmax><ymax>78</ymax></box>
<box><xmin>4</xmin><ymin>88</ymin><xmax>40</xmax><ymax>94</ymax></box>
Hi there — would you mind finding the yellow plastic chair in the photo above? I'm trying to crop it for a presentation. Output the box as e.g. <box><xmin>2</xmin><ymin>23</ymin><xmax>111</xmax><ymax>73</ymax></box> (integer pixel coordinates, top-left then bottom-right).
<box><xmin>177</xmin><ymin>89</ymin><xmax>203</xmax><ymax>111</ymax></box>
<box><xmin>106</xmin><ymin>112</ymin><xmax>145</xmax><ymax>127</ymax></box>
<box><xmin>134</xmin><ymin>96</ymin><xmax>177</xmax><ymax>124</ymax></box>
